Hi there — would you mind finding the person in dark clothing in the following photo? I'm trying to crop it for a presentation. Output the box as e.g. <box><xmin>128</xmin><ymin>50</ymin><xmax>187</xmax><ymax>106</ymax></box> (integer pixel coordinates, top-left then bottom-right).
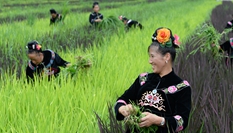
<box><xmin>50</xmin><ymin>9</ymin><xmax>63</xmax><ymax>25</ymax></box>
<box><xmin>89</xmin><ymin>2</ymin><xmax>103</xmax><ymax>26</ymax></box>
<box><xmin>225</xmin><ymin>14</ymin><xmax>233</xmax><ymax>29</ymax></box>
<box><xmin>119</xmin><ymin>15</ymin><xmax>143</xmax><ymax>31</ymax></box>
<box><xmin>115</xmin><ymin>27</ymin><xmax>191</xmax><ymax>133</ymax></box>
<box><xmin>213</xmin><ymin>38</ymin><xmax>233</xmax><ymax>66</ymax></box>
<box><xmin>26</xmin><ymin>41</ymin><xmax>70</xmax><ymax>82</ymax></box>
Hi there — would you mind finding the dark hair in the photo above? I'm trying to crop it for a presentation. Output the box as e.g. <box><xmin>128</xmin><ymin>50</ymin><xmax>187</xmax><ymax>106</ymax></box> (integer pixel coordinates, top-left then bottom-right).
<box><xmin>26</xmin><ymin>41</ymin><xmax>42</xmax><ymax>53</ymax></box>
<box><xmin>149</xmin><ymin>27</ymin><xmax>179</xmax><ymax>62</ymax></box>
<box><xmin>122</xmin><ymin>17</ymin><xmax>128</xmax><ymax>22</ymax></box>
<box><xmin>50</xmin><ymin>9</ymin><xmax>57</xmax><ymax>14</ymax></box>
<box><xmin>148</xmin><ymin>42</ymin><xmax>177</xmax><ymax>62</ymax></box>
<box><xmin>92</xmin><ymin>2</ymin><xmax>99</xmax><ymax>8</ymax></box>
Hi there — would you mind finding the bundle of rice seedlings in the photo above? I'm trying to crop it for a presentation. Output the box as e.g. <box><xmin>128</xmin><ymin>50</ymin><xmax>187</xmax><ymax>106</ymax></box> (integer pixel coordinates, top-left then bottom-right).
<box><xmin>98</xmin><ymin>16</ymin><xmax>122</xmax><ymax>29</ymax></box>
<box><xmin>124</xmin><ymin>103</ymin><xmax>158</xmax><ymax>133</ymax></box>
<box><xmin>188</xmin><ymin>23</ymin><xmax>231</xmax><ymax>60</ymax></box>
<box><xmin>64</xmin><ymin>55</ymin><xmax>92</xmax><ymax>77</ymax></box>
<box><xmin>95</xmin><ymin>103</ymin><xmax>158</xmax><ymax>133</ymax></box>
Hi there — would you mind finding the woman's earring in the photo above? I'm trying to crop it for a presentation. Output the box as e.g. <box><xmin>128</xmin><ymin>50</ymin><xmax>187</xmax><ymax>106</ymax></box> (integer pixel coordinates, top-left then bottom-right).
<box><xmin>165</xmin><ymin>60</ymin><xmax>168</xmax><ymax>63</ymax></box>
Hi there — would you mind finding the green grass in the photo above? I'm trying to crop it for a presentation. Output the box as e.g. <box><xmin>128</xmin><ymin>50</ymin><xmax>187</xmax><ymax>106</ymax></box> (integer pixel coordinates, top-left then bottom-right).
<box><xmin>0</xmin><ymin>0</ymin><xmax>220</xmax><ymax>132</ymax></box>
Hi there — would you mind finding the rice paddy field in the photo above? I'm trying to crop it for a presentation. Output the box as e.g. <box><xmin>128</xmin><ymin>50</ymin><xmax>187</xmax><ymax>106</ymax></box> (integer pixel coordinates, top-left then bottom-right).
<box><xmin>0</xmin><ymin>0</ymin><xmax>232</xmax><ymax>132</ymax></box>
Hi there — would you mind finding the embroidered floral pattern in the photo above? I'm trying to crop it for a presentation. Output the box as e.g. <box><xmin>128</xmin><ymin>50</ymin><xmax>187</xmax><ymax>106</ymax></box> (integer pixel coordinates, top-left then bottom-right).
<box><xmin>167</xmin><ymin>86</ymin><xmax>177</xmax><ymax>93</ymax></box>
<box><xmin>139</xmin><ymin>73</ymin><xmax>148</xmax><ymax>86</ymax></box>
<box><xmin>183</xmin><ymin>80</ymin><xmax>190</xmax><ymax>86</ymax></box>
<box><xmin>228</xmin><ymin>21</ymin><xmax>232</xmax><ymax>26</ymax></box>
<box><xmin>174</xmin><ymin>115</ymin><xmax>184</xmax><ymax>132</ymax></box>
<box><xmin>139</xmin><ymin>91</ymin><xmax>165</xmax><ymax>111</ymax></box>
<box><xmin>230</xmin><ymin>38</ymin><xmax>233</xmax><ymax>48</ymax></box>
<box><xmin>163</xmin><ymin>80</ymin><xmax>190</xmax><ymax>94</ymax></box>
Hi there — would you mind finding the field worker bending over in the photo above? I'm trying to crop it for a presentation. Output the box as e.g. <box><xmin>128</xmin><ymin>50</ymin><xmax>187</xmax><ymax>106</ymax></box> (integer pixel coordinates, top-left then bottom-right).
<box><xmin>118</xmin><ymin>15</ymin><xmax>143</xmax><ymax>31</ymax></box>
<box><xmin>50</xmin><ymin>9</ymin><xmax>63</xmax><ymax>25</ymax></box>
<box><xmin>89</xmin><ymin>2</ymin><xmax>103</xmax><ymax>26</ymax></box>
<box><xmin>225</xmin><ymin>14</ymin><xmax>233</xmax><ymax>29</ymax></box>
<box><xmin>26</xmin><ymin>41</ymin><xmax>70</xmax><ymax>82</ymax></box>
<box><xmin>212</xmin><ymin>38</ymin><xmax>233</xmax><ymax>67</ymax></box>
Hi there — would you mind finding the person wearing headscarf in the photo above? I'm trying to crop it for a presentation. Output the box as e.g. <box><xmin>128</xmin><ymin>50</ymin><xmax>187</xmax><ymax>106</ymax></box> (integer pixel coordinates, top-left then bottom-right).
<box><xmin>115</xmin><ymin>27</ymin><xmax>191</xmax><ymax>133</ymax></box>
<box><xmin>26</xmin><ymin>41</ymin><xmax>70</xmax><ymax>82</ymax></box>
<box><xmin>50</xmin><ymin>9</ymin><xmax>63</xmax><ymax>25</ymax></box>
<box><xmin>89</xmin><ymin>2</ymin><xmax>103</xmax><ymax>26</ymax></box>
<box><xmin>119</xmin><ymin>15</ymin><xmax>143</xmax><ymax>31</ymax></box>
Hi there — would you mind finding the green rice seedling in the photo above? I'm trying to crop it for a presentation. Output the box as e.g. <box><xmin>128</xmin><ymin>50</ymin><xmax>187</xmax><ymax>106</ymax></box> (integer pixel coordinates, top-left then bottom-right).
<box><xmin>63</xmin><ymin>54</ymin><xmax>92</xmax><ymax>77</ymax></box>
<box><xmin>26</xmin><ymin>13</ymin><xmax>37</xmax><ymax>26</ymax></box>
<box><xmin>188</xmin><ymin>23</ymin><xmax>232</xmax><ymax>60</ymax></box>
<box><xmin>61</xmin><ymin>1</ymin><xmax>70</xmax><ymax>22</ymax></box>
<box><xmin>98</xmin><ymin>16</ymin><xmax>122</xmax><ymax>30</ymax></box>
<box><xmin>95</xmin><ymin>103</ymin><xmax>158</xmax><ymax>133</ymax></box>
<box><xmin>124</xmin><ymin>103</ymin><xmax>158</xmax><ymax>133</ymax></box>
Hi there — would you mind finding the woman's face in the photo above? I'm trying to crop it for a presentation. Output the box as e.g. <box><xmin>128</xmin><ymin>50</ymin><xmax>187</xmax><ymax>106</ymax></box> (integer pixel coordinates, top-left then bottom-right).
<box><xmin>28</xmin><ymin>52</ymin><xmax>41</xmax><ymax>65</ymax></box>
<box><xmin>51</xmin><ymin>13</ymin><xmax>57</xmax><ymax>18</ymax></box>
<box><xmin>148</xmin><ymin>46</ymin><xmax>167</xmax><ymax>74</ymax></box>
<box><xmin>93</xmin><ymin>5</ymin><xmax>100</xmax><ymax>12</ymax></box>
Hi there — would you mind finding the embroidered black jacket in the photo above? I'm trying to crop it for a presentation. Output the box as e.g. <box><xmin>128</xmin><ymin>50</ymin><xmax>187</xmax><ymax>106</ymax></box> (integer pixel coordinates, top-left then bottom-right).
<box><xmin>126</xmin><ymin>20</ymin><xmax>143</xmax><ymax>31</ymax></box>
<box><xmin>50</xmin><ymin>14</ymin><xmax>62</xmax><ymax>25</ymax></box>
<box><xmin>89</xmin><ymin>12</ymin><xmax>103</xmax><ymax>25</ymax></box>
<box><xmin>115</xmin><ymin>71</ymin><xmax>191</xmax><ymax>133</ymax></box>
<box><xmin>26</xmin><ymin>50</ymin><xmax>69</xmax><ymax>82</ymax></box>
<box><xmin>220</xmin><ymin>39</ymin><xmax>233</xmax><ymax>66</ymax></box>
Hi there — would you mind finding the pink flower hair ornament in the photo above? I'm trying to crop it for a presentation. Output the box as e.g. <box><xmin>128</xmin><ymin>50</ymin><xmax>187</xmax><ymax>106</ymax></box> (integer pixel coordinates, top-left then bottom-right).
<box><xmin>36</xmin><ymin>44</ymin><xmax>42</xmax><ymax>51</ymax></box>
<box><xmin>173</xmin><ymin>34</ymin><xmax>181</xmax><ymax>47</ymax></box>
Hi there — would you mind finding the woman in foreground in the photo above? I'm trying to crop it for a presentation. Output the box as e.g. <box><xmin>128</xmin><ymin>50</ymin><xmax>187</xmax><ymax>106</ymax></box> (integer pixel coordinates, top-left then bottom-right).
<box><xmin>115</xmin><ymin>27</ymin><xmax>191</xmax><ymax>133</ymax></box>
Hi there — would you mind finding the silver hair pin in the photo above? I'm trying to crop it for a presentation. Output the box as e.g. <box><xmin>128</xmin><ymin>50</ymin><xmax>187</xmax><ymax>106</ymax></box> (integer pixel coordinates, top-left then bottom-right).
<box><xmin>152</xmin><ymin>36</ymin><xmax>157</xmax><ymax>40</ymax></box>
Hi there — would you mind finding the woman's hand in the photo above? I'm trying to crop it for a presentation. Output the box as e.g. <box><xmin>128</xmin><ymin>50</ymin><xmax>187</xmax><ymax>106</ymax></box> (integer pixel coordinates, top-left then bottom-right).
<box><xmin>66</xmin><ymin>63</ymin><xmax>72</xmax><ymax>67</ymax></box>
<box><xmin>95</xmin><ymin>19</ymin><xmax>102</xmax><ymax>22</ymax></box>
<box><xmin>118</xmin><ymin>104</ymin><xmax>134</xmax><ymax>117</ymax></box>
<box><xmin>139</xmin><ymin>112</ymin><xmax>165</xmax><ymax>127</ymax></box>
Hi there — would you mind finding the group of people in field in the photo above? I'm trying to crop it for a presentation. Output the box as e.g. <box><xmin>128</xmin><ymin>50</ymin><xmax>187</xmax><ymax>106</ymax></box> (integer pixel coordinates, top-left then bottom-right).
<box><xmin>25</xmin><ymin>1</ymin><xmax>233</xmax><ymax>133</ymax></box>
<box><xmin>27</xmin><ymin>2</ymin><xmax>143</xmax><ymax>82</ymax></box>
<box><xmin>50</xmin><ymin>2</ymin><xmax>143</xmax><ymax>30</ymax></box>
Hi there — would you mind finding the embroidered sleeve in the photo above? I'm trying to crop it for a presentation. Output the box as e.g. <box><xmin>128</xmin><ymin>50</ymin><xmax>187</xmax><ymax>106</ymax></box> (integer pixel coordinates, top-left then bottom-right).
<box><xmin>115</xmin><ymin>75</ymin><xmax>142</xmax><ymax>120</ymax></box>
<box><xmin>174</xmin><ymin>115</ymin><xmax>184</xmax><ymax>132</ymax></box>
<box><xmin>165</xmin><ymin>80</ymin><xmax>191</xmax><ymax>132</ymax></box>
<box><xmin>163</xmin><ymin>80</ymin><xmax>190</xmax><ymax>94</ymax></box>
<box><xmin>139</xmin><ymin>72</ymin><xmax>148</xmax><ymax>86</ymax></box>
